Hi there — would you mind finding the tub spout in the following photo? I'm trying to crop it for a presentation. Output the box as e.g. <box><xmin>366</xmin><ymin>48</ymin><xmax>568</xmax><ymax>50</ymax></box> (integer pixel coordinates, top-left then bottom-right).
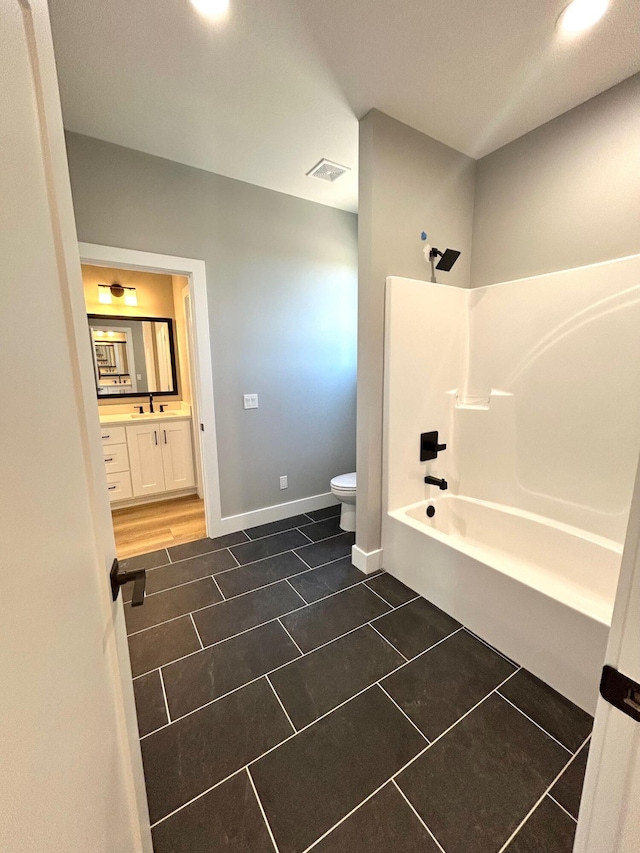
<box><xmin>425</xmin><ymin>475</ymin><xmax>448</xmax><ymax>490</ymax></box>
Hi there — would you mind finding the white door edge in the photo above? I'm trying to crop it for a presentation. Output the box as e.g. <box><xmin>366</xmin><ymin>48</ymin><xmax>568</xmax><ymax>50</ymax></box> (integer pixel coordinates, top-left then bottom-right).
<box><xmin>575</xmin><ymin>455</ymin><xmax>640</xmax><ymax>852</ymax></box>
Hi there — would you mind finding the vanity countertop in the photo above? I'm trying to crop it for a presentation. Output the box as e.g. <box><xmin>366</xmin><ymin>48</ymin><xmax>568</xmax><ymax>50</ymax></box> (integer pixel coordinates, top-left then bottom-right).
<box><xmin>99</xmin><ymin>408</ymin><xmax>192</xmax><ymax>425</ymax></box>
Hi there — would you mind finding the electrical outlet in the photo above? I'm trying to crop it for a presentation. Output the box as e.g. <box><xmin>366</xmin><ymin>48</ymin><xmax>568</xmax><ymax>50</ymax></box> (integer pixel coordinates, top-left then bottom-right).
<box><xmin>280</xmin><ymin>475</ymin><xmax>288</xmax><ymax>490</ymax></box>
<box><xmin>243</xmin><ymin>394</ymin><xmax>258</xmax><ymax>409</ymax></box>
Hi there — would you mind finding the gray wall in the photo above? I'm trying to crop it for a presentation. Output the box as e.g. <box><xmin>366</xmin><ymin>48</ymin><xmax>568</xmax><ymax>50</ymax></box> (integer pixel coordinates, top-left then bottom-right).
<box><xmin>357</xmin><ymin>110</ymin><xmax>476</xmax><ymax>554</ymax></box>
<box><xmin>472</xmin><ymin>74</ymin><xmax>640</xmax><ymax>287</ymax></box>
<box><xmin>66</xmin><ymin>132</ymin><xmax>358</xmax><ymax>517</ymax></box>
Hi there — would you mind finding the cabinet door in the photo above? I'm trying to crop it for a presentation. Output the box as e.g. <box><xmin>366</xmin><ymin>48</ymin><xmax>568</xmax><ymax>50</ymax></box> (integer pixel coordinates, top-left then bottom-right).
<box><xmin>126</xmin><ymin>423</ymin><xmax>166</xmax><ymax>497</ymax></box>
<box><xmin>161</xmin><ymin>420</ymin><xmax>195</xmax><ymax>491</ymax></box>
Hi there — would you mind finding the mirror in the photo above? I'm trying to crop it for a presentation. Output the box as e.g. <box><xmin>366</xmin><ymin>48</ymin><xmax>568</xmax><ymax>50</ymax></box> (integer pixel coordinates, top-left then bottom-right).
<box><xmin>88</xmin><ymin>314</ymin><xmax>178</xmax><ymax>398</ymax></box>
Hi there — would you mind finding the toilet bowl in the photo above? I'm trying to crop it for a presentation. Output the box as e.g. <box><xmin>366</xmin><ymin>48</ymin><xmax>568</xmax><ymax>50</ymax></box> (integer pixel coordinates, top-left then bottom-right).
<box><xmin>330</xmin><ymin>472</ymin><xmax>356</xmax><ymax>532</ymax></box>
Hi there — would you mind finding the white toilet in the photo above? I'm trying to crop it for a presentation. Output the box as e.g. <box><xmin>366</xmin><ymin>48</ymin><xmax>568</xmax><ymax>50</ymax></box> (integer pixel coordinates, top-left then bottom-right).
<box><xmin>330</xmin><ymin>472</ymin><xmax>356</xmax><ymax>532</ymax></box>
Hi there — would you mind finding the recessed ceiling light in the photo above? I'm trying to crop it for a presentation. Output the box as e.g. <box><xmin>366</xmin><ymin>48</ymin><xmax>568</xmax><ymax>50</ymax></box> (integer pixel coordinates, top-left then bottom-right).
<box><xmin>191</xmin><ymin>0</ymin><xmax>230</xmax><ymax>20</ymax></box>
<box><xmin>557</xmin><ymin>0</ymin><xmax>609</xmax><ymax>34</ymax></box>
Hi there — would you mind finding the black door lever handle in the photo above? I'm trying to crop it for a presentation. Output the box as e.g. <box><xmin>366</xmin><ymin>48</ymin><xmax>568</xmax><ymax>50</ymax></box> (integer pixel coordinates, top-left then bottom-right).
<box><xmin>110</xmin><ymin>559</ymin><xmax>146</xmax><ymax>607</ymax></box>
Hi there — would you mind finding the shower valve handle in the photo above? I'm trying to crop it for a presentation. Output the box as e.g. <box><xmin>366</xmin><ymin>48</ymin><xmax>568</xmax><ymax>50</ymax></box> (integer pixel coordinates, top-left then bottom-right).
<box><xmin>420</xmin><ymin>431</ymin><xmax>447</xmax><ymax>462</ymax></box>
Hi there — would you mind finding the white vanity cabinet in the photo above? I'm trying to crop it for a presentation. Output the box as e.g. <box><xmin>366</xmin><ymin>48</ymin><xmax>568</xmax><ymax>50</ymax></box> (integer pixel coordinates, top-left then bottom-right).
<box><xmin>159</xmin><ymin>420</ymin><xmax>196</xmax><ymax>491</ymax></box>
<box><xmin>127</xmin><ymin>423</ymin><xmax>167</xmax><ymax>497</ymax></box>
<box><xmin>101</xmin><ymin>416</ymin><xmax>195</xmax><ymax>504</ymax></box>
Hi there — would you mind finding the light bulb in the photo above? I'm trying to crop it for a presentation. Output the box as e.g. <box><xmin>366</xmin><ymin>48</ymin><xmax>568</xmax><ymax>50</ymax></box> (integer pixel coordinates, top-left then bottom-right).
<box><xmin>98</xmin><ymin>285</ymin><xmax>113</xmax><ymax>304</ymax></box>
<box><xmin>558</xmin><ymin>0</ymin><xmax>609</xmax><ymax>34</ymax></box>
<box><xmin>191</xmin><ymin>0</ymin><xmax>230</xmax><ymax>20</ymax></box>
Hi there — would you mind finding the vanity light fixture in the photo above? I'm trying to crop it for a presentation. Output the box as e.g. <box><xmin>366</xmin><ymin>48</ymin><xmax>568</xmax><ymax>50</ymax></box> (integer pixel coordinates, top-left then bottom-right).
<box><xmin>191</xmin><ymin>0</ymin><xmax>230</xmax><ymax>20</ymax></box>
<box><xmin>97</xmin><ymin>283</ymin><xmax>138</xmax><ymax>307</ymax></box>
<box><xmin>557</xmin><ymin>0</ymin><xmax>609</xmax><ymax>34</ymax></box>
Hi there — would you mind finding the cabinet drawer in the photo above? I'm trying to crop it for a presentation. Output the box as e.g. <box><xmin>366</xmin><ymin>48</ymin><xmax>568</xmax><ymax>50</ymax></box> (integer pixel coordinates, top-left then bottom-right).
<box><xmin>106</xmin><ymin>471</ymin><xmax>132</xmax><ymax>502</ymax></box>
<box><xmin>103</xmin><ymin>443</ymin><xmax>129</xmax><ymax>474</ymax></box>
<box><xmin>100</xmin><ymin>425</ymin><xmax>126</xmax><ymax>446</ymax></box>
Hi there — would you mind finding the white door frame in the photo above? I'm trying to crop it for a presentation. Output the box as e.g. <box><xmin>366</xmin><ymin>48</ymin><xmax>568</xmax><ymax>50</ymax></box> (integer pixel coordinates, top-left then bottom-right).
<box><xmin>79</xmin><ymin>243</ymin><xmax>223</xmax><ymax>535</ymax></box>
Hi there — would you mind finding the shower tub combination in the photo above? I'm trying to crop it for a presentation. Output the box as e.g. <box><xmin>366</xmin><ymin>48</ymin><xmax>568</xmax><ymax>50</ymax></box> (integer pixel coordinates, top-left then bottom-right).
<box><xmin>384</xmin><ymin>495</ymin><xmax>620</xmax><ymax>713</ymax></box>
<box><xmin>382</xmin><ymin>257</ymin><xmax>640</xmax><ymax>713</ymax></box>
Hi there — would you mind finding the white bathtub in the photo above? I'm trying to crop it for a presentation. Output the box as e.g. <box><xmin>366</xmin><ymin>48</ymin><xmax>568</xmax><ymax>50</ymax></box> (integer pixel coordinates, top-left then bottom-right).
<box><xmin>383</xmin><ymin>495</ymin><xmax>622</xmax><ymax>713</ymax></box>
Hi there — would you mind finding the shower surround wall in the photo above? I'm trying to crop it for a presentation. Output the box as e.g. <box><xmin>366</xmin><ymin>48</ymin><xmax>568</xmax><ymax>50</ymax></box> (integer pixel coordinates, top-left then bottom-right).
<box><xmin>383</xmin><ymin>254</ymin><xmax>640</xmax><ymax>711</ymax></box>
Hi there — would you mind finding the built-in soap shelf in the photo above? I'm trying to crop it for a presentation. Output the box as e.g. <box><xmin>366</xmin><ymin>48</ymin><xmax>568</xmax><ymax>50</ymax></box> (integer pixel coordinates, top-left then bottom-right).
<box><xmin>447</xmin><ymin>389</ymin><xmax>513</xmax><ymax>410</ymax></box>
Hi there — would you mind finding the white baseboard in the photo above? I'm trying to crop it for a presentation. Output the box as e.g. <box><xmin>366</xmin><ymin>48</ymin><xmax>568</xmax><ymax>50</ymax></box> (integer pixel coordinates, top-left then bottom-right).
<box><xmin>210</xmin><ymin>492</ymin><xmax>339</xmax><ymax>537</ymax></box>
<box><xmin>351</xmin><ymin>545</ymin><xmax>384</xmax><ymax>575</ymax></box>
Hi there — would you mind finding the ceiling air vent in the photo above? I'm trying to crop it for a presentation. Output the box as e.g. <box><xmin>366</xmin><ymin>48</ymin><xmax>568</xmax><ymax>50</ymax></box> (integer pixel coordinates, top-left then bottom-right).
<box><xmin>306</xmin><ymin>158</ymin><xmax>350</xmax><ymax>183</ymax></box>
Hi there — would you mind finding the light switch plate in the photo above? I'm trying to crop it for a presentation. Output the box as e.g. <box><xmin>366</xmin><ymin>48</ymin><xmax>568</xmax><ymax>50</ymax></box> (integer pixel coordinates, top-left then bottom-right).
<box><xmin>280</xmin><ymin>475</ymin><xmax>288</xmax><ymax>489</ymax></box>
<box><xmin>243</xmin><ymin>394</ymin><xmax>258</xmax><ymax>409</ymax></box>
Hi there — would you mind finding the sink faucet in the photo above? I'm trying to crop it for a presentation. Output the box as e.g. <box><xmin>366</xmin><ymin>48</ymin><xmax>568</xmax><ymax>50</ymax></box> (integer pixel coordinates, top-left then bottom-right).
<box><xmin>149</xmin><ymin>393</ymin><xmax>154</xmax><ymax>414</ymax></box>
<box><xmin>424</xmin><ymin>475</ymin><xmax>448</xmax><ymax>490</ymax></box>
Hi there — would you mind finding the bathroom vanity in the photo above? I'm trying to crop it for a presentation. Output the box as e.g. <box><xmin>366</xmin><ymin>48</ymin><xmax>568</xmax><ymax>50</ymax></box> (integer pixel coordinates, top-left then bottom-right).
<box><xmin>100</xmin><ymin>411</ymin><xmax>196</xmax><ymax>504</ymax></box>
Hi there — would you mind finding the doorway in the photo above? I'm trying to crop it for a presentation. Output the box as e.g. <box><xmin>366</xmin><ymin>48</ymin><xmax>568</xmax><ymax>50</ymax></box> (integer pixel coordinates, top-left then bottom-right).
<box><xmin>79</xmin><ymin>243</ymin><xmax>223</xmax><ymax>558</ymax></box>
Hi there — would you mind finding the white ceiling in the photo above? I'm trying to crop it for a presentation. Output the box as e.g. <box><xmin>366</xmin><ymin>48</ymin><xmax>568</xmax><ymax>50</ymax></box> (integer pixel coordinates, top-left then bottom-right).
<box><xmin>50</xmin><ymin>0</ymin><xmax>640</xmax><ymax>213</ymax></box>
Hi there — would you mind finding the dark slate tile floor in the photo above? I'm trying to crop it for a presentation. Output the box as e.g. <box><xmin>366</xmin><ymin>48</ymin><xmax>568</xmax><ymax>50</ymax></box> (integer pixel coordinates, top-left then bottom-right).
<box><xmin>125</xmin><ymin>509</ymin><xmax>592</xmax><ymax>853</ymax></box>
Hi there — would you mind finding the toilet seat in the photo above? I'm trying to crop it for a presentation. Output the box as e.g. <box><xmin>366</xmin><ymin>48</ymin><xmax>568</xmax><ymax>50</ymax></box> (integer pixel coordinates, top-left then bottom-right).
<box><xmin>330</xmin><ymin>472</ymin><xmax>356</xmax><ymax>493</ymax></box>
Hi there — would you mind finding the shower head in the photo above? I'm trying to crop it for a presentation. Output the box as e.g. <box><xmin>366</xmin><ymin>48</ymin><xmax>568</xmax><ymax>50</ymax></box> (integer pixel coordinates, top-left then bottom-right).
<box><xmin>429</xmin><ymin>247</ymin><xmax>461</xmax><ymax>272</ymax></box>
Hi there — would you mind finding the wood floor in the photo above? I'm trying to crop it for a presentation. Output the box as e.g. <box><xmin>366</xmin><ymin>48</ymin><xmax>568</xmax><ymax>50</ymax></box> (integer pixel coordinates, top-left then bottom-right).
<box><xmin>112</xmin><ymin>495</ymin><xmax>206</xmax><ymax>559</ymax></box>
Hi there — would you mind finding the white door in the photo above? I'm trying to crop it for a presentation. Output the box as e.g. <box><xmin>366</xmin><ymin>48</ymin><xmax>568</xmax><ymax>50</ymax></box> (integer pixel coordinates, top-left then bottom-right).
<box><xmin>574</xmin><ymin>456</ymin><xmax>640</xmax><ymax>852</ymax></box>
<box><xmin>0</xmin><ymin>2</ymin><xmax>150</xmax><ymax>851</ymax></box>
<box><xmin>161</xmin><ymin>420</ymin><xmax>196</xmax><ymax>491</ymax></box>
<box><xmin>127</xmin><ymin>423</ymin><xmax>166</xmax><ymax>497</ymax></box>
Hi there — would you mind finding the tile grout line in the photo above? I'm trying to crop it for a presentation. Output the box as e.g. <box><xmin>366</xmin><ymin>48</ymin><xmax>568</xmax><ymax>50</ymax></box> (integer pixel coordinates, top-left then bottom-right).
<box><xmin>135</xmin><ymin>549</ymin><xmax>313</xmax><ymax>600</ymax></box>
<box><xmin>378</xmin><ymin>683</ymin><xmax>430</xmax><ymax>744</ymax></box>
<box><xmin>363</xmin><ymin>582</ymin><xmax>396</xmax><ymax>607</ymax></box>
<box><xmin>284</xmin><ymin>577</ymin><xmax>309</xmax><ymax>607</ymax></box>
<box><xmin>146</xmin><ymin>657</ymin><xmax>526</xmax><ymax>832</ymax></box>
<box><xmin>277</xmin><ymin>617</ymin><xmax>305</xmax><ymax>656</ymax></box>
<box><xmin>265</xmin><ymin>675</ymin><xmax>297</xmax><ymax>734</ymax></box>
<box><xmin>211</xmin><ymin>574</ymin><xmax>225</xmax><ymax>601</ymax></box>
<box><xmin>247</xmin><ymin>767</ymin><xmax>281</xmax><ymax>853</ymax></box>
<box><xmin>465</xmin><ymin>629</ymin><xmax>518</xmax><ymax>666</ymax></box>
<box><xmin>300</xmin><ymin>778</ymin><xmax>395</xmax><ymax>853</ymax></box>
<box><xmin>126</xmin><ymin>555</ymin><xmax>364</xmax><ymax>639</ymax></box>
<box><xmin>547</xmin><ymin>793</ymin><xmax>578</xmax><ymax>823</ymax></box>
<box><xmin>495</xmin><ymin>691</ymin><xmax>573</xmax><ymax>755</ymax></box>
<box><xmin>368</xmin><ymin>622</ymin><xmax>408</xmax><ymax>661</ymax></box>
<box><xmin>158</xmin><ymin>669</ymin><xmax>171</xmax><ymax>724</ymax></box>
<box><xmin>126</xmin><ymin>586</ymin><xmax>308</xmax><ymax>637</ymax></box>
<box><xmin>292</xmin><ymin>538</ymin><xmax>356</xmax><ymax>569</ymax></box>
<box><xmin>392</xmin><ymin>779</ymin><xmax>447</xmax><ymax>853</ymax></box>
<box><xmin>296</xmin><ymin>527</ymin><xmax>314</xmax><ymax>543</ymax></box>
<box><xmin>133</xmin><ymin>597</ymin><xmax>461</xmax><ymax>705</ymax></box>
<box><xmin>382</xmin><ymin>666</ymin><xmax>524</xmax><ymax>789</ymax></box>
<box><xmin>233</xmin><ymin>529</ymin><xmax>351</xmax><ymax>568</ymax></box>
<box><xmin>150</xmin><ymin>767</ymin><xmax>247</xmax><ymax>829</ymax></box>
<box><xmin>127</xmin><ymin>522</ymin><xmax>323</xmax><ymax>573</ymax></box>
<box><xmin>140</xmin><ymin>622</ymin><xmax>471</xmax><ymax>742</ymax></box>
<box><xmin>190</xmin><ymin>613</ymin><xmax>204</xmax><ymax>649</ymax></box>
<box><xmin>142</xmin><ymin>538</ymin><xmax>354</xmax><ymax>600</ymax></box>
<box><xmin>163</xmin><ymin>534</ymin><xmax>249</xmax><ymax>567</ymax></box>
<box><xmin>496</xmin><ymin>732</ymin><xmax>592</xmax><ymax>852</ymax></box>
